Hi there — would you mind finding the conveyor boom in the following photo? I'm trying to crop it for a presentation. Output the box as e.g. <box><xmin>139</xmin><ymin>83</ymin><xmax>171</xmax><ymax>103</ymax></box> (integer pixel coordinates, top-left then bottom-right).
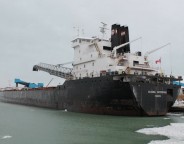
<box><xmin>33</xmin><ymin>63</ymin><xmax>73</xmax><ymax>79</ymax></box>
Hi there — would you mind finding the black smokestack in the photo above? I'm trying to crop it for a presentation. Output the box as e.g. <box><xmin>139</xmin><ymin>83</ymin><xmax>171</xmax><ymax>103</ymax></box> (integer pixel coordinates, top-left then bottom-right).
<box><xmin>111</xmin><ymin>24</ymin><xmax>120</xmax><ymax>50</ymax></box>
<box><xmin>120</xmin><ymin>26</ymin><xmax>130</xmax><ymax>53</ymax></box>
<box><xmin>111</xmin><ymin>24</ymin><xmax>130</xmax><ymax>53</ymax></box>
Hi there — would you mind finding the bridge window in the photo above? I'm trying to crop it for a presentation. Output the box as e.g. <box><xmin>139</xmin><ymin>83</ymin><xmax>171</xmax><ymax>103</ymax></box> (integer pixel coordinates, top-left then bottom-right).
<box><xmin>133</xmin><ymin>61</ymin><xmax>139</xmax><ymax>66</ymax></box>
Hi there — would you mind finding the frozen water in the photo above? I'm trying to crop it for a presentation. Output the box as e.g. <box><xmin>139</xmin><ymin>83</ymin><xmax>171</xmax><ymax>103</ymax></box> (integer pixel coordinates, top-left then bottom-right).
<box><xmin>137</xmin><ymin>123</ymin><xmax>184</xmax><ymax>144</ymax></box>
<box><xmin>1</xmin><ymin>135</ymin><xmax>12</xmax><ymax>139</ymax></box>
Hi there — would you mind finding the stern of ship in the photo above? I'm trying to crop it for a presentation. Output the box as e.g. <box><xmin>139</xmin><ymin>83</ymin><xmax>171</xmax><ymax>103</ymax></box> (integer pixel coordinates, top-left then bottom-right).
<box><xmin>131</xmin><ymin>82</ymin><xmax>180</xmax><ymax>116</ymax></box>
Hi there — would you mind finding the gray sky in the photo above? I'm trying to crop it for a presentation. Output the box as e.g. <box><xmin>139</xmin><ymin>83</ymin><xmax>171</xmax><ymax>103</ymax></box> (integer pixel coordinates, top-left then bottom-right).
<box><xmin>0</xmin><ymin>0</ymin><xmax>184</xmax><ymax>87</ymax></box>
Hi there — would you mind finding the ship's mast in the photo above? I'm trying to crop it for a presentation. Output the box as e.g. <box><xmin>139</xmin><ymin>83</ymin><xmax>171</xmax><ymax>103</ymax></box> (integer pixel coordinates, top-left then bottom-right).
<box><xmin>99</xmin><ymin>22</ymin><xmax>108</xmax><ymax>39</ymax></box>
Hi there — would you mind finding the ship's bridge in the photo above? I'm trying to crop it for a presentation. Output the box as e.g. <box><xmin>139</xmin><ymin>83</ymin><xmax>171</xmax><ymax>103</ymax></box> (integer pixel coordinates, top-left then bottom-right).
<box><xmin>72</xmin><ymin>37</ymin><xmax>94</xmax><ymax>48</ymax></box>
<box><xmin>72</xmin><ymin>37</ymin><xmax>111</xmax><ymax>49</ymax></box>
<box><xmin>71</xmin><ymin>36</ymin><xmax>112</xmax><ymax>79</ymax></box>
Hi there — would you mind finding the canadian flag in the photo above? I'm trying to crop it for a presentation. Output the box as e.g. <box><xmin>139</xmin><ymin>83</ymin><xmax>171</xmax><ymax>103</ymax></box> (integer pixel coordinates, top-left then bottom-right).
<box><xmin>155</xmin><ymin>58</ymin><xmax>161</xmax><ymax>64</ymax></box>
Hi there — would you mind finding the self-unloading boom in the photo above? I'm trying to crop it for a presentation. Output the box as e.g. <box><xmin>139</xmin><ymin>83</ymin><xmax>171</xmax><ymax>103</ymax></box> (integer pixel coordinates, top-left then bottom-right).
<box><xmin>33</xmin><ymin>63</ymin><xmax>73</xmax><ymax>79</ymax></box>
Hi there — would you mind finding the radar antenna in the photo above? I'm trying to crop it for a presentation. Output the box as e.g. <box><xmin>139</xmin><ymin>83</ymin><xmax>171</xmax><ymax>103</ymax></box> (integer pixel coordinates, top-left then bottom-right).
<box><xmin>100</xmin><ymin>22</ymin><xmax>108</xmax><ymax>38</ymax></box>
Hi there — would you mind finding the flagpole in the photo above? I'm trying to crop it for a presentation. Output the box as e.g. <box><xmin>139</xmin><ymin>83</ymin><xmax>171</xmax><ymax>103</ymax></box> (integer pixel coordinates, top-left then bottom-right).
<box><xmin>155</xmin><ymin>58</ymin><xmax>161</xmax><ymax>73</ymax></box>
<box><xmin>160</xmin><ymin>57</ymin><xmax>161</xmax><ymax>74</ymax></box>
<box><xmin>169</xmin><ymin>44</ymin><xmax>173</xmax><ymax>76</ymax></box>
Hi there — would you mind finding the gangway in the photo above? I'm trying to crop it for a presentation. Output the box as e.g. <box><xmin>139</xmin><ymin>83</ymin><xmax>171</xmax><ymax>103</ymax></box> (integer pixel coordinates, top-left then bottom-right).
<box><xmin>33</xmin><ymin>63</ymin><xmax>73</xmax><ymax>79</ymax></box>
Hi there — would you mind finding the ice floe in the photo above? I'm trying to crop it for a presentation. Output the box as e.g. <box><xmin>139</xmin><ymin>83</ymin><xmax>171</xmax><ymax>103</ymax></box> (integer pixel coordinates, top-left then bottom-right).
<box><xmin>1</xmin><ymin>135</ymin><xmax>12</xmax><ymax>139</ymax></box>
<box><xmin>136</xmin><ymin>123</ymin><xmax>184</xmax><ymax>144</ymax></box>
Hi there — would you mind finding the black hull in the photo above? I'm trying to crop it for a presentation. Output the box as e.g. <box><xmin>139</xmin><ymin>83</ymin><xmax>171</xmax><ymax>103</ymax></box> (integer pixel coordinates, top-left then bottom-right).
<box><xmin>0</xmin><ymin>75</ymin><xmax>180</xmax><ymax>116</ymax></box>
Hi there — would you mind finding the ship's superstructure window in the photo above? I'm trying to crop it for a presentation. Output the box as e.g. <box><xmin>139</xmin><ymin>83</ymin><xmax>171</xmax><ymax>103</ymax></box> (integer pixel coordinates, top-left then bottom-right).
<box><xmin>92</xmin><ymin>62</ymin><xmax>94</xmax><ymax>66</ymax></box>
<box><xmin>84</xmin><ymin>64</ymin><xmax>85</xmax><ymax>68</ymax></box>
<box><xmin>91</xmin><ymin>54</ymin><xmax>93</xmax><ymax>58</ymax></box>
<box><xmin>133</xmin><ymin>61</ymin><xmax>139</xmax><ymax>66</ymax></box>
<box><xmin>103</xmin><ymin>46</ymin><xmax>111</xmax><ymax>51</ymax></box>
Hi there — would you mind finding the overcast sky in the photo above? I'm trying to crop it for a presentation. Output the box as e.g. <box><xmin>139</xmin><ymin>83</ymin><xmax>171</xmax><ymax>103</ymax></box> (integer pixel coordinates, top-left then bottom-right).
<box><xmin>0</xmin><ymin>0</ymin><xmax>184</xmax><ymax>87</ymax></box>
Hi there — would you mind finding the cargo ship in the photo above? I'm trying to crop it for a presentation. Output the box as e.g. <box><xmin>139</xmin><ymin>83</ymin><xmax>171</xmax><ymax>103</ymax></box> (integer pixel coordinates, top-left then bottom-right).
<box><xmin>0</xmin><ymin>23</ymin><xmax>182</xmax><ymax>116</ymax></box>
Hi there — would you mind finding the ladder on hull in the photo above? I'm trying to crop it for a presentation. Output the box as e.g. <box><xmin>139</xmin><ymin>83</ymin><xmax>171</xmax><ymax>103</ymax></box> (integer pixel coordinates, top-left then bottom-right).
<box><xmin>33</xmin><ymin>63</ymin><xmax>73</xmax><ymax>80</ymax></box>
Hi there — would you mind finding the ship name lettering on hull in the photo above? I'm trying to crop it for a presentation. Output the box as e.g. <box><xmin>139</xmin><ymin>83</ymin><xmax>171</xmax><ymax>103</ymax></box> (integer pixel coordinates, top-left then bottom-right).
<box><xmin>148</xmin><ymin>91</ymin><xmax>167</xmax><ymax>94</ymax></box>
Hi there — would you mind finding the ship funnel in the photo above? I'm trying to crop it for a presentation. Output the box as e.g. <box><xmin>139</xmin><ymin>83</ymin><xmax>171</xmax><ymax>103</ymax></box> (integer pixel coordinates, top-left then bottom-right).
<box><xmin>111</xmin><ymin>24</ymin><xmax>130</xmax><ymax>53</ymax></box>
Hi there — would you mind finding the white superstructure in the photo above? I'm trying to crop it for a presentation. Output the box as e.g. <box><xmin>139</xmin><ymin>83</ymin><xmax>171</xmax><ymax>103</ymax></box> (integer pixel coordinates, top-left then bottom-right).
<box><xmin>71</xmin><ymin>36</ymin><xmax>159</xmax><ymax>80</ymax></box>
<box><xmin>33</xmin><ymin>23</ymin><xmax>165</xmax><ymax>80</ymax></box>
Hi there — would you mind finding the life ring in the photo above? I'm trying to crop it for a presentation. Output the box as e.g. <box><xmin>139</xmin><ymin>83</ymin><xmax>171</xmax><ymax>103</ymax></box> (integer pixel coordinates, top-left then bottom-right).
<box><xmin>122</xmin><ymin>71</ymin><xmax>126</xmax><ymax>75</ymax></box>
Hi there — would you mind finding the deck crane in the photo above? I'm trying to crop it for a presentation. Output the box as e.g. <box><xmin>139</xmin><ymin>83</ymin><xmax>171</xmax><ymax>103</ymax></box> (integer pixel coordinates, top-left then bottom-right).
<box><xmin>144</xmin><ymin>43</ymin><xmax>170</xmax><ymax>58</ymax></box>
<box><xmin>112</xmin><ymin>37</ymin><xmax>142</xmax><ymax>57</ymax></box>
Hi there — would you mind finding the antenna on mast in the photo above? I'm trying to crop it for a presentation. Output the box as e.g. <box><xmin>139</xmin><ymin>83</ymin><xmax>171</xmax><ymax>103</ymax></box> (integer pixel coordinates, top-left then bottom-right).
<box><xmin>73</xmin><ymin>26</ymin><xmax>85</xmax><ymax>37</ymax></box>
<box><xmin>100</xmin><ymin>22</ymin><xmax>108</xmax><ymax>39</ymax></box>
<box><xmin>73</xmin><ymin>26</ymin><xmax>80</xmax><ymax>37</ymax></box>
